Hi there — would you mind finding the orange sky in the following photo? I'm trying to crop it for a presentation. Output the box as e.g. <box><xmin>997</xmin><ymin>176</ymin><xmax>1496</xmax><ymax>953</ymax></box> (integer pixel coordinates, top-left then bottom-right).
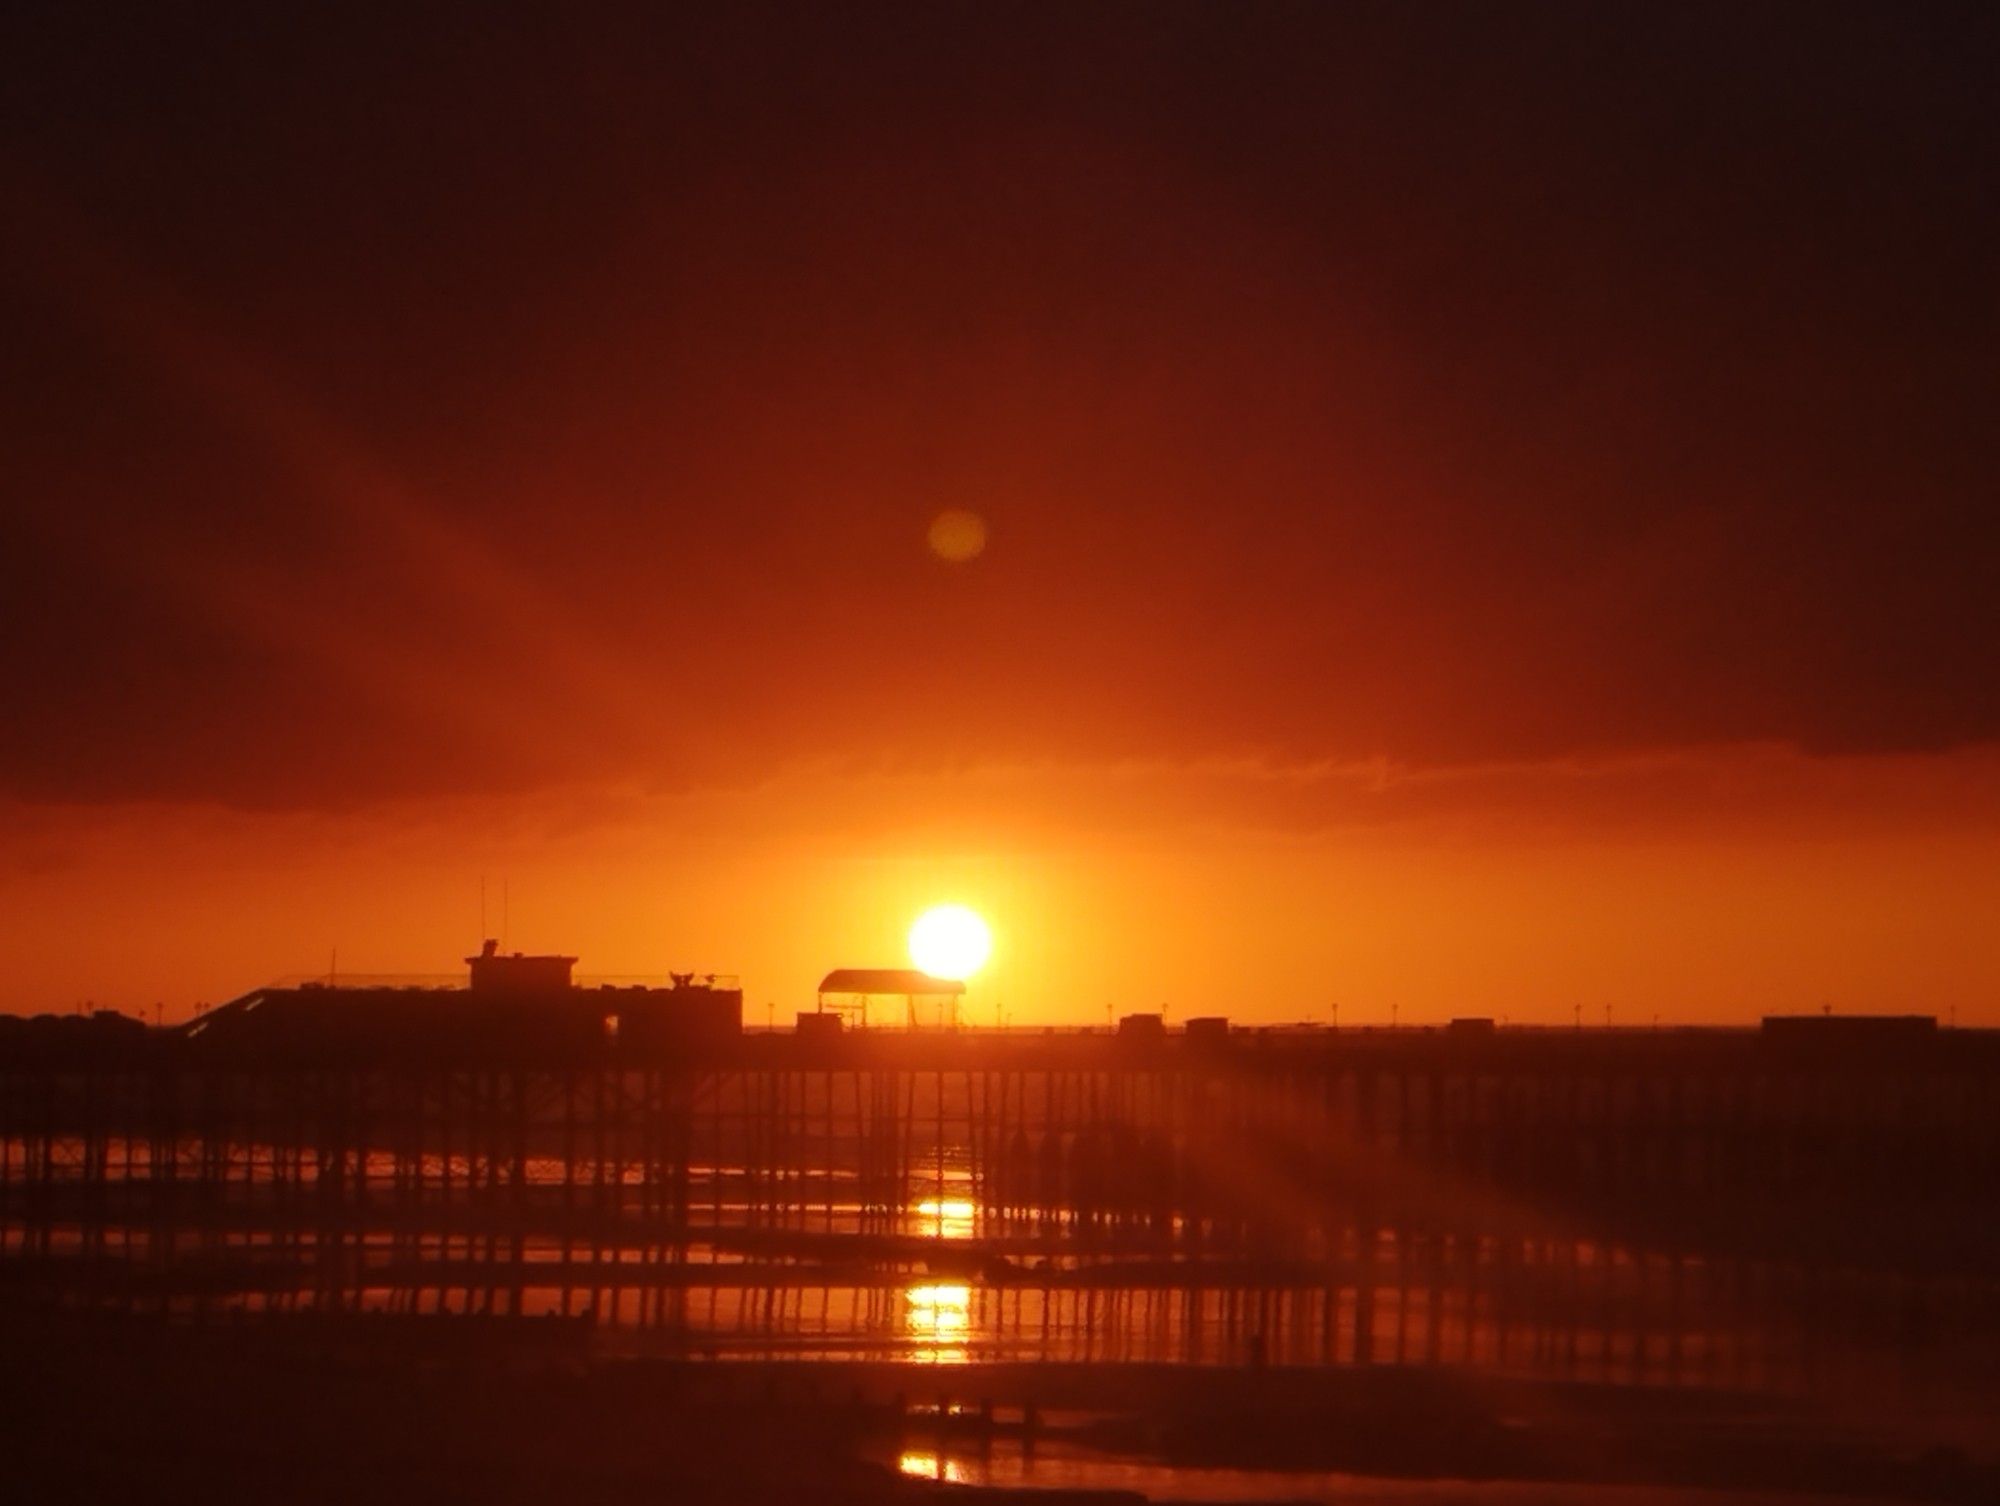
<box><xmin>7</xmin><ymin>742</ymin><xmax>1995</xmax><ymax>1025</ymax></box>
<box><xmin>3</xmin><ymin>11</ymin><xmax>1993</xmax><ymax>1026</ymax></box>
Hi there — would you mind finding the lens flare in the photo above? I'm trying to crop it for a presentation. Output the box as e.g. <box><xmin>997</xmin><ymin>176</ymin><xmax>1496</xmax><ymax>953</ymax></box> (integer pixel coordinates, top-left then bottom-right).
<box><xmin>926</xmin><ymin>508</ymin><xmax>987</xmax><ymax>562</ymax></box>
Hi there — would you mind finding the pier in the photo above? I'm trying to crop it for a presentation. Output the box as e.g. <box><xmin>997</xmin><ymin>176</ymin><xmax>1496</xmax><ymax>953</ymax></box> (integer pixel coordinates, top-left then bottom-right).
<box><xmin>3</xmin><ymin>975</ymin><xmax>1994</xmax><ymax>1406</ymax></box>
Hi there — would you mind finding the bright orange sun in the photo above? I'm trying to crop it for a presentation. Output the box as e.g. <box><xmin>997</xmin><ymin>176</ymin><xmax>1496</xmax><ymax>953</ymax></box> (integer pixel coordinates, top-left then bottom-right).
<box><xmin>908</xmin><ymin>904</ymin><xmax>992</xmax><ymax>980</ymax></box>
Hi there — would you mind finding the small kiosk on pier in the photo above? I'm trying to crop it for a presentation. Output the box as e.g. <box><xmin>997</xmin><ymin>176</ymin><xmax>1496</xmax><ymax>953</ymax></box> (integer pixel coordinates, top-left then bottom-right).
<box><xmin>815</xmin><ymin>968</ymin><xmax>966</xmax><ymax>1029</ymax></box>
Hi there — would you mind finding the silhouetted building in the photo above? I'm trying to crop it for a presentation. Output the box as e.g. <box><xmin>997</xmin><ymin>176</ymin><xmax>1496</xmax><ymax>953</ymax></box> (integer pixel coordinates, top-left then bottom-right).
<box><xmin>1183</xmin><ymin>1015</ymin><xmax>1232</xmax><ymax>1047</ymax></box>
<box><xmin>466</xmin><ymin>940</ymin><xmax>577</xmax><ymax>995</ymax></box>
<box><xmin>179</xmin><ymin>941</ymin><xmax>741</xmax><ymax>1062</ymax></box>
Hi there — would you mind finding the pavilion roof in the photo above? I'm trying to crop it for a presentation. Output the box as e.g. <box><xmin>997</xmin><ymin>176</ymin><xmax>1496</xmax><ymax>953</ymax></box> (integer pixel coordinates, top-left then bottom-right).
<box><xmin>816</xmin><ymin>967</ymin><xmax>965</xmax><ymax>997</ymax></box>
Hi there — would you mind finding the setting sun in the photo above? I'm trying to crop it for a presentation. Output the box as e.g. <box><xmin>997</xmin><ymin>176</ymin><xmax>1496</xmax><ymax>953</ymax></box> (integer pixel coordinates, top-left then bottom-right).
<box><xmin>907</xmin><ymin>904</ymin><xmax>991</xmax><ymax>981</ymax></box>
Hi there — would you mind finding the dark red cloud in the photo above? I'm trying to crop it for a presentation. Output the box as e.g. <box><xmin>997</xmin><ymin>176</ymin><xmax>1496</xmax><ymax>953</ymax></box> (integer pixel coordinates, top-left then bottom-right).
<box><xmin>2</xmin><ymin>4</ymin><xmax>1993</xmax><ymax>806</ymax></box>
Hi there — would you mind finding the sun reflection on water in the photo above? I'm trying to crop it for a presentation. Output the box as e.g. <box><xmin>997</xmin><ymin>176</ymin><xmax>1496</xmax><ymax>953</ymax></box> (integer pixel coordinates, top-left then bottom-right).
<box><xmin>904</xmin><ymin>1282</ymin><xmax>972</xmax><ymax>1363</ymax></box>
<box><xmin>897</xmin><ymin>1451</ymin><xmax>967</xmax><ymax>1482</ymax></box>
<box><xmin>912</xmin><ymin>1197</ymin><xmax>976</xmax><ymax>1238</ymax></box>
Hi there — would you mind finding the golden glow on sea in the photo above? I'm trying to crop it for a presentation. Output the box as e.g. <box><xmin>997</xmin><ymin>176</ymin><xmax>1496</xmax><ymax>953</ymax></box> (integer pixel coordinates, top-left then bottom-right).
<box><xmin>913</xmin><ymin>1197</ymin><xmax>976</xmax><ymax>1238</ymax></box>
<box><xmin>905</xmin><ymin>1282</ymin><xmax>972</xmax><ymax>1364</ymax></box>
<box><xmin>898</xmin><ymin>1451</ymin><xmax>967</xmax><ymax>1482</ymax></box>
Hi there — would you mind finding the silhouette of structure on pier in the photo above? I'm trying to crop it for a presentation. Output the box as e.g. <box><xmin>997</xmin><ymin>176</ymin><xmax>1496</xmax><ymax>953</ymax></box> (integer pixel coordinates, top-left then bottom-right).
<box><xmin>816</xmin><ymin>968</ymin><xmax>967</xmax><ymax>1030</ymax></box>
